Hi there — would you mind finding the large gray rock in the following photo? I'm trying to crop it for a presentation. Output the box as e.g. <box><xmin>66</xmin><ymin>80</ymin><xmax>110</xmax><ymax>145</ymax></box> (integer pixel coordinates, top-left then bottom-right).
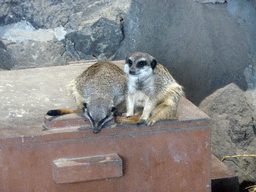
<box><xmin>0</xmin><ymin>0</ymin><xmax>127</xmax><ymax>67</ymax></box>
<box><xmin>199</xmin><ymin>83</ymin><xmax>256</xmax><ymax>183</ymax></box>
<box><xmin>0</xmin><ymin>20</ymin><xmax>69</xmax><ymax>68</ymax></box>
<box><xmin>244</xmin><ymin>63</ymin><xmax>256</xmax><ymax>112</ymax></box>
<box><xmin>0</xmin><ymin>0</ymin><xmax>130</xmax><ymax>30</ymax></box>
<box><xmin>1</xmin><ymin>15</ymin><xmax>124</xmax><ymax>68</ymax></box>
<box><xmin>7</xmin><ymin>40</ymin><xmax>67</xmax><ymax>69</ymax></box>
<box><xmin>0</xmin><ymin>40</ymin><xmax>14</xmax><ymax>70</ymax></box>
<box><xmin>90</xmin><ymin>17</ymin><xmax>124</xmax><ymax>59</ymax></box>
<box><xmin>0</xmin><ymin>0</ymin><xmax>87</xmax><ymax>28</ymax></box>
<box><xmin>0</xmin><ymin>20</ymin><xmax>66</xmax><ymax>43</ymax></box>
<box><xmin>65</xmin><ymin>17</ymin><xmax>124</xmax><ymax>60</ymax></box>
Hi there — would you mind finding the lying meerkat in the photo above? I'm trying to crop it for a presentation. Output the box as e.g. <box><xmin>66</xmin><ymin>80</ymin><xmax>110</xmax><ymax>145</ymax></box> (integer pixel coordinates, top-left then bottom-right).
<box><xmin>47</xmin><ymin>61</ymin><xmax>126</xmax><ymax>134</ymax></box>
<box><xmin>115</xmin><ymin>52</ymin><xmax>184</xmax><ymax>126</ymax></box>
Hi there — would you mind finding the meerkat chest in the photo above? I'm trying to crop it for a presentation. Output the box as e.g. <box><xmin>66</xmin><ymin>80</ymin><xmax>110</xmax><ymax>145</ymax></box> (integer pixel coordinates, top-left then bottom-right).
<box><xmin>128</xmin><ymin>75</ymin><xmax>154</xmax><ymax>105</ymax></box>
<box><xmin>128</xmin><ymin>75</ymin><xmax>153</xmax><ymax>90</ymax></box>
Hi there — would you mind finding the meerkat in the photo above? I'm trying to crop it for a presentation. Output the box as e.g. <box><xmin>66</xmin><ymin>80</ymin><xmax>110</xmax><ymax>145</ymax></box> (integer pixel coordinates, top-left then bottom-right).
<box><xmin>115</xmin><ymin>52</ymin><xmax>184</xmax><ymax>126</ymax></box>
<box><xmin>47</xmin><ymin>61</ymin><xmax>127</xmax><ymax>134</ymax></box>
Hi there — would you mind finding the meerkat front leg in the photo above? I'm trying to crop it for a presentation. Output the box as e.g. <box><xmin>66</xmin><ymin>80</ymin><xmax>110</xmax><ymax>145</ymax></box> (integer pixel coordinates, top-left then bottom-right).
<box><xmin>137</xmin><ymin>99</ymin><xmax>156</xmax><ymax>125</ymax></box>
<box><xmin>125</xmin><ymin>94</ymin><xmax>135</xmax><ymax>117</ymax></box>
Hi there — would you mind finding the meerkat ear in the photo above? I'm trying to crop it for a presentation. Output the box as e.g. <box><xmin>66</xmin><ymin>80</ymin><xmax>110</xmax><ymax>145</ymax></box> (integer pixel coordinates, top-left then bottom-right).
<box><xmin>151</xmin><ymin>59</ymin><xmax>157</xmax><ymax>70</ymax></box>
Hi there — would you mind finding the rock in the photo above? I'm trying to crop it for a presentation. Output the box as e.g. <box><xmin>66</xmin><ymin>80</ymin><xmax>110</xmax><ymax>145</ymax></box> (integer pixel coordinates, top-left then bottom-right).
<box><xmin>7</xmin><ymin>40</ymin><xmax>67</xmax><ymax>69</ymax></box>
<box><xmin>0</xmin><ymin>20</ymin><xmax>68</xmax><ymax>68</ymax></box>
<box><xmin>0</xmin><ymin>40</ymin><xmax>14</xmax><ymax>70</ymax></box>
<box><xmin>227</xmin><ymin>0</ymin><xmax>256</xmax><ymax>113</ymax></box>
<box><xmin>0</xmin><ymin>0</ymin><xmax>126</xmax><ymax>64</ymax></box>
<box><xmin>0</xmin><ymin>16</ymin><xmax>124</xmax><ymax>68</ymax></box>
<box><xmin>65</xmin><ymin>17</ymin><xmax>124</xmax><ymax>60</ymax></box>
<box><xmin>0</xmin><ymin>0</ymin><xmax>72</xmax><ymax>28</ymax></box>
<box><xmin>66</xmin><ymin>32</ymin><xmax>92</xmax><ymax>56</ymax></box>
<box><xmin>0</xmin><ymin>0</ymin><xmax>21</xmax><ymax>25</ymax></box>
<box><xmin>90</xmin><ymin>17</ymin><xmax>124</xmax><ymax>59</ymax></box>
<box><xmin>0</xmin><ymin>21</ymin><xmax>67</xmax><ymax>43</ymax></box>
<box><xmin>0</xmin><ymin>0</ymin><xmax>131</xmax><ymax>29</ymax></box>
<box><xmin>199</xmin><ymin>83</ymin><xmax>256</xmax><ymax>183</ymax></box>
<box><xmin>244</xmin><ymin>58</ymin><xmax>256</xmax><ymax>111</ymax></box>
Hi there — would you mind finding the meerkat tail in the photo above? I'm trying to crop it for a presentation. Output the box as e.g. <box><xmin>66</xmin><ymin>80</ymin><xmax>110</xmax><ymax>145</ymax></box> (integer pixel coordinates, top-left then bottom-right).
<box><xmin>114</xmin><ymin>114</ymin><xmax>141</xmax><ymax>124</ymax></box>
<box><xmin>46</xmin><ymin>109</ymin><xmax>82</xmax><ymax>116</ymax></box>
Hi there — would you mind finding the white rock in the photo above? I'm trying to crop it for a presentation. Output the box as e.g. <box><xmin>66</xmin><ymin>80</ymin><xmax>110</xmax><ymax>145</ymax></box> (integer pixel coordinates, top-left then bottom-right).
<box><xmin>0</xmin><ymin>21</ymin><xmax>67</xmax><ymax>43</ymax></box>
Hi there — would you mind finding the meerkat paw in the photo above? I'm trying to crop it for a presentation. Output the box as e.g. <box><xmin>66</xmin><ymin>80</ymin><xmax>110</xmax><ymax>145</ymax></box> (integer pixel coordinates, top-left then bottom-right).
<box><xmin>121</xmin><ymin>112</ymin><xmax>128</xmax><ymax>117</ymax></box>
<box><xmin>124</xmin><ymin>112</ymin><xmax>134</xmax><ymax>117</ymax></box>
<box><xmin>137</xmin><ymin>118</ymin><xmax>156</xmax><ymax>126</ymax></box>
<box><xmin>145</xmin><ymin>118</ymin><xmax>156</xmax><ymax>126</ymax></box>
<box><xmin>137</xmin><ymin>118</ymin><xmax>147</xmax><ymax>125</ymax></box>
<box><xmin>122</xmin><ymin>113</ymin><xmax>132</xmax><ymax>118</ymax></box>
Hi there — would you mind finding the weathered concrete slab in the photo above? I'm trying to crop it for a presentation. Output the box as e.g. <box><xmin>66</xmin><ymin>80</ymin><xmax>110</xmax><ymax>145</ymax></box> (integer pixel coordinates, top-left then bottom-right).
<box><xmin>0</xmin><ymin>60</ymin><xmax>124</xmax><ymax>137</ymax></box>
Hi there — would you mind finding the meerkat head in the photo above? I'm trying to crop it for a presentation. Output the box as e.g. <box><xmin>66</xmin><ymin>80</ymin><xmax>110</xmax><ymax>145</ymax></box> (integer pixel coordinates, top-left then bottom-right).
<box><xmin>124</xmin><ymin>52</ymin><xmax>157</xmax><ymax>78</ymax></box>
<box><xmin>82</xmin><ymin>97</ymin><xmax>116</xmax><ymax>134</ymax></box>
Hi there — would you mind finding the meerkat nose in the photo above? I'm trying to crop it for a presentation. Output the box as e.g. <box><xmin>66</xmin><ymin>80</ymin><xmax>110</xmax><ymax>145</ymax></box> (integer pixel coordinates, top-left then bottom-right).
<box><xmin>93</xmin><ymin>129</ymin><xmax>100</xmax><ymax>134</ymax></box>
<box><xmin>129</xmin><ymin>70</ymin><xmax>135</xmax><ymax>75</ymax></box>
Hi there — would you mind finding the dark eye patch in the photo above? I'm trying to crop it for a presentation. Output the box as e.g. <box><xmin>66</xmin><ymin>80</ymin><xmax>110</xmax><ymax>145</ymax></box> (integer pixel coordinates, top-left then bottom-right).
<box><xmin>136</xmin><ymin>61</ymin><xmax>147</xmax><ymax>68</ymax></box>
<box><xmin>87</xmin><ymin>112</ymin><xmax>95</xmax><ymax>125</ymax></box>
<box><xmin>98</xmin><ymin>115</ymin><xmax>108</xmax><ymax>126</ymax></box>
<box><xmin>127</xmin><ymin>59</ymin><xmax>133</xmax><ymax>67</ymax></box>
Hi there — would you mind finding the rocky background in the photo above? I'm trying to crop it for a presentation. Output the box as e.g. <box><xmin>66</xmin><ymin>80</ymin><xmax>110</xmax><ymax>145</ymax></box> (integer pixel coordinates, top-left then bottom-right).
<box><xmin>0</xmin><ymin>0</ymin><xmax>256</xmax><ymax>188</ymax></box>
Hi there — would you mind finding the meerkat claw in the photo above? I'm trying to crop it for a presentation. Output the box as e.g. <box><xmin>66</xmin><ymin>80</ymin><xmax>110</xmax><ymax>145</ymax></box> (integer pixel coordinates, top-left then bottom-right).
<box><xmin>137</xmin><ymin>120</ymin><xmax>146</xmax><ymax>126</ymax></box>
<box><xmin>146</xmin><ymin>119</ymin><xmax>156</xmax><ymax>126</ymax></box>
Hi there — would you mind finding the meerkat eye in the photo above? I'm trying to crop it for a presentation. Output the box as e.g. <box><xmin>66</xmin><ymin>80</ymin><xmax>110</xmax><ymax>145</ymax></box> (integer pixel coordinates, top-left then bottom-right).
<box><xmin>136</xmin><ymin>61</ymin><xmax>147</xmax><ymax>68</ymax></box>
<box><xmin>127</xmin><ymin>59</ymin><xmax>133</xmax><ymax>67</ymax></box>
<box><xmin>111</xmin><ymin>107</ymin><xmax>116</xmax><ymax>112</ymax></box>
<box><xmin>82</xmin><ymin>103</ymin><xmax>87</xmax><ymax>113</ymax></box>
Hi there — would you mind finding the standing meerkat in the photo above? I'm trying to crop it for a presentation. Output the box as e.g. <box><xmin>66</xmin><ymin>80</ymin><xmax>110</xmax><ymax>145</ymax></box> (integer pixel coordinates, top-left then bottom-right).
<box><xmin>115</xmin><ymin>52</ymin><xmax>184</xmax><ymax>125</ymax></box>
<box><xmin>47</xmin><ymin>61</ymin><xmax>127</xmax><ymax>134</ymax></box>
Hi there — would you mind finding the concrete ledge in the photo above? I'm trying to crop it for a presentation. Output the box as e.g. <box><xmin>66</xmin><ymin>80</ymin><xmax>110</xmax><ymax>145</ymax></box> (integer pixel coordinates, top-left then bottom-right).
<box><xmin>0</xmin><ymin>60</ymin><xmax>124</xmax><ymax>137</ymax></box>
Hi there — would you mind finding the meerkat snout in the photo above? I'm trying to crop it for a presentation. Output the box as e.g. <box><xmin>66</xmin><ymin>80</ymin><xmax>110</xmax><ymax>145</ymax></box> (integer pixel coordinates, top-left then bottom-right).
<box><xmin>129</xmin><ymin>69</ymin><xmax>136</xmax><ymax>75</ymax></box>
<box><xmin>82</xmin><ymin>99</ymin><xmax>116</xmax><ymax>134</ymax></box>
